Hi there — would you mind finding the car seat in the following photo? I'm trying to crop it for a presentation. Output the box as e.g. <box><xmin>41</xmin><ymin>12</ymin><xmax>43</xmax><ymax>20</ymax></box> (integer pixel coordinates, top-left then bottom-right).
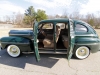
<box><xmin>43</xmin><ymin>24</ymin><xmax>61</xmax><ymax>48</ymax></box>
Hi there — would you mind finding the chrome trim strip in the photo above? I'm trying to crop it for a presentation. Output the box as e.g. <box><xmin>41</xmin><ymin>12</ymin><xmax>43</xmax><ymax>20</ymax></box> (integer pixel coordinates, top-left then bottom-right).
<box><xmin>75</xmin><ymin>43</ymin><xmax>99</xmax><ymax>45</ymax></box>
<box><xmin>9</xmin><ymin>34</ymin><xmax>33</xmax><ymax>36</ymax></box>
<box><xmin>75</xmin><ymin>34</ymin><xmax>95</xmax><ymax>37</ymax></box>
<box><xmin>1</xmin><ymin>42</ymin><xmax>29</xmax><ymax>44</ymax></box>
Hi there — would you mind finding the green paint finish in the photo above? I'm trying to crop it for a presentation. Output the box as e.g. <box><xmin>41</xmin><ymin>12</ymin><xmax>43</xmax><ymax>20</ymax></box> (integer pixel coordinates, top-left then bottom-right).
<box><xmin>0</xmin><ymin>18</ymin><xmax>100</xmax><ymax>61</ymax></box>
<box><xmin>67</xmin><ymin>19</ymin><xmax>75</xmax><ymax>60</ymax></box>
<box><xmin>0</xmin><ymin>36</ymin><xmax>31</xmax><ymax>51</ymax></box>
<box><xmin>54</xmin><ymin>22</ymin><xmax>57</xmax><ymax>52</ymax></box>
<box><xmin>33</xmin><ymin>21</ymin><xmax>40</xmax><ymax>61</ymax></box>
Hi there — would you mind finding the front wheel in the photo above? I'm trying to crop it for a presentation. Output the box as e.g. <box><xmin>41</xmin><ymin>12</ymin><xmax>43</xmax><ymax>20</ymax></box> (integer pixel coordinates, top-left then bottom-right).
<box><xmin>74</xmin><ymin>46</ymin><xmax>90</xmax><ymax>59</ymax></box>
<box><xmin>7</xmin><ymin>45</ymin><xmax>21</xmax><ymax>57</ymax></box>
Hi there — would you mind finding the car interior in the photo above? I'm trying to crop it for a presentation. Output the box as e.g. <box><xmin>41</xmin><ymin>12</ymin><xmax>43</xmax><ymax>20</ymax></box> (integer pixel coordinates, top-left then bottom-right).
<box><xmin>37</xmin><ymin>22</ymin><xmax>69</xmax><ymax>50</ymax></box>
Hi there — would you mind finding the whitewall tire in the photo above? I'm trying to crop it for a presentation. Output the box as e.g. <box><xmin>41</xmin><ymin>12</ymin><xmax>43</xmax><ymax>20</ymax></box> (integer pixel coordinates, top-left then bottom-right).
<box><xmin>7</xmin><ymin>45</ymin><xmax>21</xmax><ymax>57</ymax></box>
<box><xmin>74</xmin><ymin>46</ymin><xmax>90</xmax><ymax>59</ymax></box>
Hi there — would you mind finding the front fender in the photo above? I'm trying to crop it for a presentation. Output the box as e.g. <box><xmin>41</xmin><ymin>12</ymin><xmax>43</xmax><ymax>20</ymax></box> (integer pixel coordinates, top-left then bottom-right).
<box><xmin>0</xmin><ymin>36</ymin><xmax>31</xmax><ymax>50</ymax></box>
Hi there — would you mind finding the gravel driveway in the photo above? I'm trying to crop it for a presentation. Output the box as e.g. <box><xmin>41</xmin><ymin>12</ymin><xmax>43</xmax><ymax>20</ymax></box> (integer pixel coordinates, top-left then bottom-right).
<box><xmin>0</xmin><ymin>28</ymin><xmax>100</xmax><ymax>75</ymax></box>
<box><xmin>0</xmin><ymin>24</ymin><xmax>13</xmax><ymax>29</ymax></box>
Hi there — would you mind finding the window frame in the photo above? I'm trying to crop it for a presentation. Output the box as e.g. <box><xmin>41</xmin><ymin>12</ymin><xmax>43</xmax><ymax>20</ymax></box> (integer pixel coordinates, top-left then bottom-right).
<box><xmin>41</xmin><ymin>23</ymin><xmax>53</xmax><ymax>29</ymax></box>
<box><xmin>75</xmin><ymin>23</ymin><xmax>88</xmax><ymax>33</ymax></box>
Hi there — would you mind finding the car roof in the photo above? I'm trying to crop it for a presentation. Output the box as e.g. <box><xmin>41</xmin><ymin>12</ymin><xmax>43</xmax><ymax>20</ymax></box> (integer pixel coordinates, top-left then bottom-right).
<box><xmin>39</xmin><ymin>18</ymin><xmax>69</xmax><ymax>23</ymax></box>
<box><xmin>39</xmin><ymin>18</ymin><xmax>85</xmax><ymax>23</ymax></box>
<box><xmin>39</xmin><ymin>18</ymin><xmax>89</xmax><ymax>27</ymax></box>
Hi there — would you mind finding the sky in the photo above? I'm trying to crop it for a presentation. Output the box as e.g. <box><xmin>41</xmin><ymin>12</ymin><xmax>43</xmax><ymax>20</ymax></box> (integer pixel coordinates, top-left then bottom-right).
<box><xmin>0</xmin><ymin>0</ymin><xmax>100</xmax><ymax>20</ymax></box>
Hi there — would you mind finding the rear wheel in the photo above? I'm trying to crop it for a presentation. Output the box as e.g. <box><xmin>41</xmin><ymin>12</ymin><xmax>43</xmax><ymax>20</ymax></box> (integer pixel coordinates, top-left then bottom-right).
<box><xmin>7</xmin><ymin>45</ymin><xmax>21</xmax><ymax>57</ymax></box>
<box><xmin>74</xmin><ymin>46</ymin><xmax>90</xmax><ymax>59</ymax></box>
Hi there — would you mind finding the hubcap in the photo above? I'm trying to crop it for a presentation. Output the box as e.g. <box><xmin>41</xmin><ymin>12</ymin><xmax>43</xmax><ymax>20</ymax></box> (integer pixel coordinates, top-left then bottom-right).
<box><xmin>10</xmin><ymin>46</ymin><xmax>18</xmax><ymax>54</ymax></box>
<box><xmin>78</xmin><ymin>48</ymin><xmax>86</xmax><ymax>56</ymax></box>
<box><xmin>76</xmin><ymin>46</ymin><xmax>90</xmax><ymax>59</ymax></box>
<box><xmin>7</xmin><ymin>45</ymin><xmax>20</xmax><ymax>57</ymax></box>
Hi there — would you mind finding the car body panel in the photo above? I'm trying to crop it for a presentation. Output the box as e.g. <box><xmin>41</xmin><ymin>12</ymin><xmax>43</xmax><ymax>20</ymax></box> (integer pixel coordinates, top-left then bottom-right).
<box><xmin>73</xmin><ymin>20</ymin><xmax>100</xmax><ymax>53</ymax></box>
<box><xmin>9</xmin><ymin>30</ymin><xmax>34</xmax><ymax>39</ymax></box>
<box><xmin>0</xmin><ymin>18</ymin><xmax>100</xmax><ymax>60</ymax></box>
<box><xmin>0</xmin><ymin>36</ymin><xmax>32</xmax><ymax>52</ymax></box>
<box><xmin>67</xmin><ymin>19</ymin><xmax>75</xmax><ymax>60</ymax></box>
<box><xmin>33</xmin><ymin>21</ymin><xmax>40</xmax><ymax>61</ymax></box>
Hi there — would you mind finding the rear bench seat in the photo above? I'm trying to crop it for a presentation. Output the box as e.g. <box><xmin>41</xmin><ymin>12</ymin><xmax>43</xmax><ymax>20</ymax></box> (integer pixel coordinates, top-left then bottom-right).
<box><xmin>62</xmin><ymin>35</ymin><xmax>68</xmax><ymax>48</ymax></box>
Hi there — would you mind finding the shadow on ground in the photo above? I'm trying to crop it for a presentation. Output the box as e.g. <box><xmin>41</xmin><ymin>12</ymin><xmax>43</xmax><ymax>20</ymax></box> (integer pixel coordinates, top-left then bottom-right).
<box><xmin>0</xmin><ymin>50</ymin><xmax>67</xmax><ymax>69</ymax></box>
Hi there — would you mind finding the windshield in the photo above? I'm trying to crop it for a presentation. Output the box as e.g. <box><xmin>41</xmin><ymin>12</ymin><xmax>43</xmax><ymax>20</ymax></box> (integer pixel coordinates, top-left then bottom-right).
<box><xmin>38</xmin><ymin>23</ymin><xmax>53</xmax><ymax>29</ymax></box>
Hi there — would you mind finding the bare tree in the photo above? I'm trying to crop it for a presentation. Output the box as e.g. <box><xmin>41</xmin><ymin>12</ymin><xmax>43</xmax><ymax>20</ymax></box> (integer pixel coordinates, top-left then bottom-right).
<box><xmin>47</xmin><ymin>15</ymin><xmax>55</xmax><ymax>19</ymax></box>
<box><xmin>61</xmin><ymin>10</ymin><xmax>68</xmax><ymax>18</ymax></box>
<box><xmin>15</xmin><ymin>12</ymin><xmax>24</xmax><ymax>25</ymax></box>
<box><xmin>85</xmin><ymin>13</ymin><xmax>95</xmax><ymax>26</ymax></box>
<box><xmin>94</xmin><ymin>11</ymin><xmax>100</xmax><ymax>28</ymax></box>
<box><xmin>5</xmin><ymin>15</ymin><xmax>11</xmax><ymax>24</ymax></box>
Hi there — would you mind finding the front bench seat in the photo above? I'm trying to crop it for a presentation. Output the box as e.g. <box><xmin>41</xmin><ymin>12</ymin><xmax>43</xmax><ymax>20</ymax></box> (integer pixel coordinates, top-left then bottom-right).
<box><xmin>43</xmin><ymin>25</ymin><xmax>61</xmax><ymax>48</ymax></box>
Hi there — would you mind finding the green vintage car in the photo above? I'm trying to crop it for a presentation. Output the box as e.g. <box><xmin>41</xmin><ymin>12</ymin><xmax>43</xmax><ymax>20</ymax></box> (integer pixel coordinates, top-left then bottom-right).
<box><xmin>0</xmin><ymin>19</ymin><xmax>100</xmax><ymax>61</ymax></box>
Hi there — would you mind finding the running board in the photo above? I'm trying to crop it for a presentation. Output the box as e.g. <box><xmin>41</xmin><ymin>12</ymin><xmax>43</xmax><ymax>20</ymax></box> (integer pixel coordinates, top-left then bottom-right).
<box><xmin>39</xmin><ymin>49</ymin><xmax>67</xmax><ymax>54</ymax></box>
<box><xmin>23</xmin><ymin>49</ymin><xmax>67</xmax><ymax>54</ymax></box>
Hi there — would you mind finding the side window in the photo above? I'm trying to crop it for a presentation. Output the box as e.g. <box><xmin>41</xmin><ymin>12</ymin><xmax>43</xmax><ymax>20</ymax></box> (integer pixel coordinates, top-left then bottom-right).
<box><xmin>56</xmin><ymin>23</ymin><xmax>65</xmax><ymax>29</ymax></box>
<box><xmin>42</xmin><ymin>23</ymin><xmax>53</xmax><ymax>29</ymax></box>
<box><xmin>75</xmin><ymin>24</ymin><xmax>88</xmax><ymax>33</ymax></box>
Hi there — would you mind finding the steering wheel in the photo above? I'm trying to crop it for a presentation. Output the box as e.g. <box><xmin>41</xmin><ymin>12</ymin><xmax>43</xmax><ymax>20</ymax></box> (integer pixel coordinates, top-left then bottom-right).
<box><xmin>38</xmin><ymin>28</ymin><xmax>47</xmax><ymax>37</ymax></box>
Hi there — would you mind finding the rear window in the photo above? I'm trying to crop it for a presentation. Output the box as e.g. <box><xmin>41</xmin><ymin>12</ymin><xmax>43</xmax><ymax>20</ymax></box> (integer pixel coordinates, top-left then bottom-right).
<box><xmin>75</xmin><ymin>24</ymin><xmax>88</xmax><ymax>33</ymax></box>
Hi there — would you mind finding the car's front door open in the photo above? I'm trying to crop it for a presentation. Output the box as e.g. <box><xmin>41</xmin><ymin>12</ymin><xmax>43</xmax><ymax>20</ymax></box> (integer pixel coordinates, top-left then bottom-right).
<box><xmin>33</xmin><ymin>21</ymin><xmax>40</xmax><ymax>61</ymax></box>
<box><xmin>67</xmin><ymin>19</ymin><xmax>75</xmax><ymax>60</ymax></box>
